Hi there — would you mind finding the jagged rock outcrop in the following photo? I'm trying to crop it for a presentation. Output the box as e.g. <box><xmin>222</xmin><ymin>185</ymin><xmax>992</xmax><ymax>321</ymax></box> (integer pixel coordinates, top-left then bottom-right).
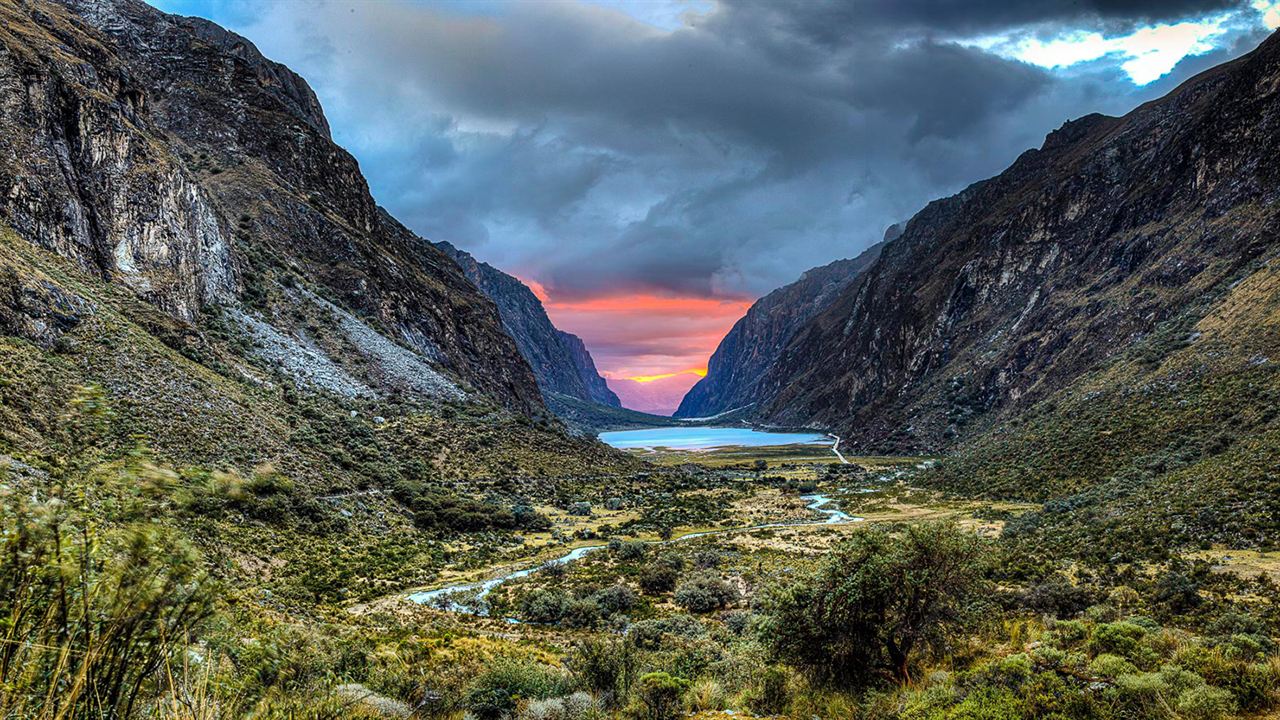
<box><xmin>755</xmin><ymin>30</ymin><xmax>1280</xmax><ymax>451</ymax></box>
<box><xmin>435</xmin><ymin>241</ymin><xmax>620</xmax><ymax>409</ymax></box>
<box><xmin>675</xmin><ymin>238</ymin><xmax>886</xmax><ymax>418</ymax></box>
<box><xmin>0</xmin><ymin>0</ymin><xmax>542</xmax><ymax>412</ymax></box>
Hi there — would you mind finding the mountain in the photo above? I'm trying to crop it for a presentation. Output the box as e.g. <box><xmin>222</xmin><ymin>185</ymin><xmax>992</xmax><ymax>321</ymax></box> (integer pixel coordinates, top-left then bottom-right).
<box><xmin>745</xmin><ymin>30</ymin><xmax>1280</xmax><ymax>552</ymax></box>
<box><xmin>754</xmin><ymin>31</ymin><xmax>1280</xmax><ymax>449</ymax></box>
<box><xmin>609</xmin><ymin>373</ymin><xmax>704</xmax><ymax>416</ymax></box>
<box><xmin>675</xmin><ymin>236</ymin><xmax>888</xmax><ymax>418</ymax></box>
<box><xmin>0</xmin><ymin>0</ymin><xmax>542</xmax><ymax>418</ymax></box>
<box><xmin>433</xmin><ymin>242</ymin><xmax>620</xmax><ymax>411</ymax></box>
<box><xmin>556</xmin><ymin>329</ymin><xmax>622</xmax><ymax>407</ymax></box>
<box><xmin>0</xmin><ymin>0</ymin><xmax>654</xmax><ymax>490</ymax></box>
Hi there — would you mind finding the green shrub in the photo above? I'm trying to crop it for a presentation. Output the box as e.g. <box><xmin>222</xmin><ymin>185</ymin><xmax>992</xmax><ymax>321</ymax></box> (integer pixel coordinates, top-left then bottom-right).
<box><xmin>468</xmin><ymin>659</ymin><xmax>574</xmax><ymax>720</ymax></box>
<box><xmin>1089</xmin><ymin>653</ymin><xmax>1138</xmax><ymax>677</ymax></box>
<box><xmin>0</xmin><ymin>489</ymin><xmax>215</xmax><ymax>718</ymax></box>
<box><xmin>629</xmin><ymin>615</ymin><xmax>705</xmax><ymax>650</ymax></box>
<box><xmin>522</xmin><ymin>589</ymin><xmax>571</xmax><ymax>624</ymax></box>
<box><xmin>632</xmin><ymin>672</ymin><xmax>688</xmax><ymax>720</ymax></box>
<box><xmin>1088</xmin><ymin>622</ymin><xmax>1147</xmax><ymax>660</ymax></box>
<box><xmin>746</xmin><ymin>665</ymin><xmax>792</xmax><ymax>715</ymax></box>
<box><xmin>760</xmin><ymin>522</ymin><xmax>992</xmax><ymax>685</ymax></box>
<box><xmin>673</xmin><ymin>573</ymin><xmax>736</xmax><ymax>613</ymax></box>
<box><xmin>566</xmin><ymin>637</ymin><xmax>641</xmax><ymax>709</ymax></box>
<box><xmin>593</xmin><ymin>584</ymin><xmax>638</xmax><ymax>616</ymax></box>
<box><xmin>638</xmin><ymin>557</ymin><xmax>682</xmax><ymax>594</ymax></box>
<box><xmin>1176</xmin><ymin>685</ymin><xmax>1237</xmax><ymax>720</ymax></box>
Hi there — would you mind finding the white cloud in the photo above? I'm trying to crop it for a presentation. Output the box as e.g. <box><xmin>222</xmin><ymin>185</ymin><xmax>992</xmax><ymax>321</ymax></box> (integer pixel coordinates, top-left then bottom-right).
<box><xmin>1007</xmin><ymin>18</ymin><xmax>1230</xmax><ymax>84</ymax></box>
<box><xmin>1256</xmin><ymin>0</ymin><xmax>1280</xmax><ymax>30</ymax></box>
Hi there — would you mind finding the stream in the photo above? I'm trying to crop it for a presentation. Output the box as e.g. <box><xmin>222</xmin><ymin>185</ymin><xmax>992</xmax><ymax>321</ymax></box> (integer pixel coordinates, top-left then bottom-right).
<box><xmin>406</xmin><ymin>493</ymin><xmax>859</xmax><ymax>618</ymax></box>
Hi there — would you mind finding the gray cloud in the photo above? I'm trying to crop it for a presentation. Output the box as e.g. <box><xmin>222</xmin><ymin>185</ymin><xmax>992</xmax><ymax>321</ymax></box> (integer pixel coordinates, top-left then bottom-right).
<box><xmin>155</xmin><ymin>0</ymin><xmax>1269</xmax><ymax>302</ymax></box>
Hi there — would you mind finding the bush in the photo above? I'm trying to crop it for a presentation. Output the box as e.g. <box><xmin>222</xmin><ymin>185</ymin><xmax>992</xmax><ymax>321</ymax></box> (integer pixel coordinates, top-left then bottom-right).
<box><xmin>638</xmin><ymin>557</ymin><xmax>683</xmax><ymax>594</ymax></box>
<box><xmin>522</xmin><ymin>590</ymin><xmax>571</xmax><ymax>624</ymax></box>
<box><xmin>760</xmin><ymin>522</ymin><xmax>992</xmax><ymax>685</ymax></box>
<box><xmin>520</xmin><ymin>692</ymin><xmax>597</xmax><ymax>720</ymax></box>
<box><xmin>629</xmin><ymin>615</ymin><xmax>706</xmax><ymax>650</ymax></box>
<box><xmin>562</xmin><ymin>597</ymin><xmax>602</xmax><ymax>628</ymax></box>
<box><xmin>616</xmin><ymin>540</ymin><xmax>649</xmax><ymax>561</ymax></box>
<box><xmin>593</xmin><ymin>584</ymin><xmax>639</xmax><ymax>616</ymax></box>
<box><xmin>1176</xmin><ymin>685</ymin><xmax>1237</xmax><ymax>720</ymax></box>
<box><xmin>1089</xmin><ymin>653</ymin><xmax>1139</xmax><ymax>677</ymax></box>
<box><xmin>746</xmin><ymin>665</ymin><xmax>792</xmax><ymax>715</ymax></box>
<box><xmin>673</xmin><ymin>573</ymin><xmax>737</xmax><ymax>613</ymax></box>
<box><xmin>468</xmin><ymin>659</ymin><xmax>574</xmax><ymax>720</ymax></box>
<box><xmin>721</xmin><ymin>609</ymin><xmax>752</xmax><ymax>635</ymax></box>
<box><xmin>0</xmin><ymin>478</ymin><xmax>215</xmax><ymax>718</ymax></box>
<box><xmin>632</xmin><ymin>672</ymin><xmax>688</xmax><ymax>720</ymax></box>
<box><xmin>1088</xmin><ymin>622</ymin><xmax>1147</xmax><ymax>660</ymax></box>
<box><xmin>566</xmin><ymin>637</ymin><xmax>641</xmax><ymax>709</ymax></box>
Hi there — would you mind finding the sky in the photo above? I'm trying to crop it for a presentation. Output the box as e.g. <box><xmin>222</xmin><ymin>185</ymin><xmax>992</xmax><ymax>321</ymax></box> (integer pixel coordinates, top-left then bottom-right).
<box><xmin>150</xmin><ymin>0</ymin><xmax>1280</xmax><ymax>413</ymax></box>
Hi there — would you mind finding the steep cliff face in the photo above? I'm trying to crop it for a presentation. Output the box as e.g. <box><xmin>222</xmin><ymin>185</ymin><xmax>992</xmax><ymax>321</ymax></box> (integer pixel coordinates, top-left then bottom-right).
<box><xmin>675</xmin><ymin>239</ymin><xmax>886</xmax><ymax>418</ymax></box>
<box><xmin>0</xmin><ymin>0</ymin><xmax>541</xmax><ymax>413</ymax></box>
<box><xmin>756</xmin><ymin>31</ymin><xmax>1280</xmax><ymax>451</ymax></box>
<box><xmin>435</xmin><ymin>241</ymin><xmax>620</xmax><ymax>409</ymax></box>
<box><xmin>555</xmin><ymin>329</ymin><xmax>620</xmax><ymax>407</ymax></box>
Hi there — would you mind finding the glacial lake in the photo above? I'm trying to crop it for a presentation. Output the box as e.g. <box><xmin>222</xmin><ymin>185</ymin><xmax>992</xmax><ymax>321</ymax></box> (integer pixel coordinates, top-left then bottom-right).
<box><xmin>598</xmin><ymin>426</ymin><xmax>829</xmax><ymax>450</ymax></box>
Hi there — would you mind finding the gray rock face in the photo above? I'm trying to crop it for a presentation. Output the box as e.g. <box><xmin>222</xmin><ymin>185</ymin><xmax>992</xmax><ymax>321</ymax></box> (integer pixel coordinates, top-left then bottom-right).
<box><xmin>674</xmin><ymin>239</ymin><xmax>885</xmax><ymax>418</ymax></box>
<box><xmin>754</xmin><ymin>31</ymin><xmax>1280</xmax><ymax>450</ymax></box>
<box><xmin>555</xmin><ymin>329</ymin><xmax>619</xmax><ymax>407</ymax></box>
<box><xmin>0</xmin><ymin>0</ymin><xmax>542</xmax><ymax>412</ymax></box>
<box><xmin>435</xmin><ymin>241</ymin><xmax>620</xmax><ymax>408</ymax></box>
<box><xmin>0</xmin><ymin>7</ymin><xmax>236</xmax><ymax>321</ymax></box>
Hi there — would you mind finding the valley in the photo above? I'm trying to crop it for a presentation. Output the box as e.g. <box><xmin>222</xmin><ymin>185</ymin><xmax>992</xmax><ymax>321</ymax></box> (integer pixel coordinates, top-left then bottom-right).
<box><xmin>1</xmin><ymin>0</ymin><xmax>1279</xmax><ymax>718</ymax></box>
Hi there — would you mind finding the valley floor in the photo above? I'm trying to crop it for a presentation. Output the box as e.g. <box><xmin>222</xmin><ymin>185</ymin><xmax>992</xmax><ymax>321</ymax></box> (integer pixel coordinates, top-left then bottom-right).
<box><xmin>4</xmin><ymin>436</ymin><xmax>1279</xmax><ymax>720</ymax></box>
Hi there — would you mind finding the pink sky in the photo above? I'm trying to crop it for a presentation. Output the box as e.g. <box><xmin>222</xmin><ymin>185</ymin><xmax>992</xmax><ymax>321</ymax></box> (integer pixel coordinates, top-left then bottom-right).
<box><xmin>523</xmin><ymin>278</ymin><xmax>750</xmax><ymax>414</ymax></box>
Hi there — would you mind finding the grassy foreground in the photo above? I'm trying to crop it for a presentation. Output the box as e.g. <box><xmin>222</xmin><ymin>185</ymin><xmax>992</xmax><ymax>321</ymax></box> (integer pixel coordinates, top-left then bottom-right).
<box><xmin>3</xmin><ymin>423</ymin><xmax>1278</xmax><ymax>719</ymax></box>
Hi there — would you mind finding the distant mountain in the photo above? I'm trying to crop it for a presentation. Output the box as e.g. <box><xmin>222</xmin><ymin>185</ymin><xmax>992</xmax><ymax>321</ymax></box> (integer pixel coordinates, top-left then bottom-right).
<box><xmin>674</xmin><ymin>237</ymin><xmax>888</xmax><ymax>418</ymax></box>
<box><xmin>434</xmin><ymin>242</ymin><xmax>621</xmax><ymax>410</ymax></box>
<box><xmin>556</xmin><ymin>329</ymin><xmax>621</xmax><ymax>407</ymax></box>
<box><xmin>609</xmin><ymin>373</ymin><xmax>703</xmax><ymax>416</ymax></box>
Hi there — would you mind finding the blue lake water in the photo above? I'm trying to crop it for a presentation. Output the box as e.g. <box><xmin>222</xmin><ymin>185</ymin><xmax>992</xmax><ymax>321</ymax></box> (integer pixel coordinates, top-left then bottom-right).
<box><xmin>598</xmin><ymin>426</ymin><xmax>829</xmax><ymax>450</ymax></box>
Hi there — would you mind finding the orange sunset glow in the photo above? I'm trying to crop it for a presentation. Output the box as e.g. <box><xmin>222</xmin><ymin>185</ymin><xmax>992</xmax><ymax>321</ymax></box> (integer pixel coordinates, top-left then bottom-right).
<box><xmin>521</xmin><ymin>277</ymin><xmax>750</xmax><ymax>415</ymax></box>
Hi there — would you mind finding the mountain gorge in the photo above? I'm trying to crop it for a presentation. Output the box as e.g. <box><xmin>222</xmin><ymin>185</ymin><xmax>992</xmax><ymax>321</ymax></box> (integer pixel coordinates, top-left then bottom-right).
<box><xmin>3</xmin><ymin>1</ymin><xmax>1280</xmax><ymax>718</ymax></box>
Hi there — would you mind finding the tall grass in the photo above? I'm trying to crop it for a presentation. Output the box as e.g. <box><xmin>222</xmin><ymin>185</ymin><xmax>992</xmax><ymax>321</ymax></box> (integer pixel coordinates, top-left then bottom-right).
<box><xmin>0</xmin><ymin>474</ymin><xmax>214</xmax><ymax>718</ymax></box>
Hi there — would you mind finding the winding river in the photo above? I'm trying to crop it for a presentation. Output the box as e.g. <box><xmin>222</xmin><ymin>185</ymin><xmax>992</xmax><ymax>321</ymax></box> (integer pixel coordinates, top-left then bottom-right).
<box><xmin>407</xmin><ymin>493</ymin><xmax>859</xmax><ymax>617</ymax></box>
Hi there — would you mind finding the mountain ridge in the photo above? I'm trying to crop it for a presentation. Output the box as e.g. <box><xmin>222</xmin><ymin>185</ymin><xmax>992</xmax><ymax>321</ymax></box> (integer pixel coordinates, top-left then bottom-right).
<box><xmin>0</xmin><ymin>0</ymin><xmax>544</xmax><ymax>415</ymax></box>
<box><xmin>751</xmin><ymin>28</ymin><xmax>1280</xmax><ymax>451</ymax></box>
<box><xmin>433</xmin><ymin>240</ymin><xmax>621</xmax><ymax>412</ymax></box>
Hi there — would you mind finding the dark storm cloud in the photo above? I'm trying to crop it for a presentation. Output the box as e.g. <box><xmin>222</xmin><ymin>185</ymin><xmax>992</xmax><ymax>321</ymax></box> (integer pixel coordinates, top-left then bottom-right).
<box><xmin>713</xmin><ymin>0</ymin><xmax>1247</xmax><ymax>41</ymax></box>
<box><xmin>174</xmin><ymin>0</ymin><xmax>1269</xmax><ymax>302</ymax></box>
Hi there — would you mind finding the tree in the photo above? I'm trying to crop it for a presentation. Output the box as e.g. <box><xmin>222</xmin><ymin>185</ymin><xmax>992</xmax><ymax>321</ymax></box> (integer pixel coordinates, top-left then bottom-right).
<box><xmin>760</xmin><ymin>522</ymin><xmax>991</xmax><ymax>685</ymax></box>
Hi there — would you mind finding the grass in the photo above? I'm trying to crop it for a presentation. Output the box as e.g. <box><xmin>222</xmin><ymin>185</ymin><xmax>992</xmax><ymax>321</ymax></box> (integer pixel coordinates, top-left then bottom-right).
<box><xmin>925</xmin><ymin>252</ymin><xmax>1280</xmax><ymax>559</ymax></box>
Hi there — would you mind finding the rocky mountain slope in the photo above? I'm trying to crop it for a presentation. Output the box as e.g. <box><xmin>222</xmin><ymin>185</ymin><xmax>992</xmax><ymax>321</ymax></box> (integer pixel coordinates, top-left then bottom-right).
<box><xmin>675</xmin><ymin>236</ymin><xmax>888</xmax><ymax>418</ymax></box>
<box><xmin>754</xmin><ymin>30</ymin><xmax>1280</xmax><ymax>455</ymax></box>
<box><xmin>0</xmin><ymin>0</ymin><xmax>654</xmax><ymax>494</ymax></box>
<box><xmin>0</xmin><ymin>0</ymin><xmax>542</xmax><ymax>417</ymax></box>
<box><xmin>434</xmin><ymin>242</ymin><xmax>620</xmax><ymax>412</ymax></box>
